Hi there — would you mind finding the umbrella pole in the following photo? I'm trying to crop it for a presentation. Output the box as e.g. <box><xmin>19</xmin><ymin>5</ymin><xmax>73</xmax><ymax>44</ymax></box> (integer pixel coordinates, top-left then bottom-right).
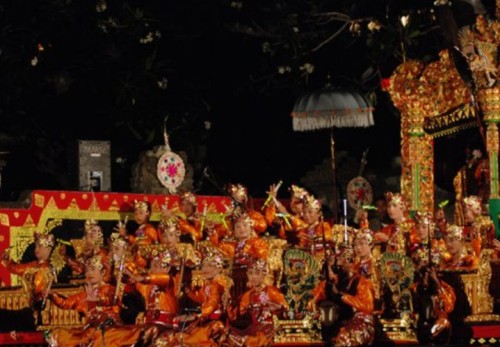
<box><xmin>330</xmin><ymin>128</ymin><xmax>339</xmax><ymax>223</ymax></box>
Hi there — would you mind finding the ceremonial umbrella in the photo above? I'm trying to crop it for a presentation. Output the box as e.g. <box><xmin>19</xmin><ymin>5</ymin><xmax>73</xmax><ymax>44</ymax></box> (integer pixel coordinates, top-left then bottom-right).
<box><xmin>291</xmin><ymin>85</ymin><xmax>374</xmax><ymax>222</ymax></box>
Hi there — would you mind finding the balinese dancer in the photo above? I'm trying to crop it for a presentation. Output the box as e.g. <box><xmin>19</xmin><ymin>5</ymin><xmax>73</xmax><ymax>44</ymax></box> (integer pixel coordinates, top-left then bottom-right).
<box><xmin>295</xmin><ymin>195</ymin><xmax>333</xmax><ymax>260</ymax></box>
<box><xmin>162</xmin><ymin>191</ymin><xmax>203</xmax><ymax>243</ymax></box>
<box><xmin>439</xmin><ymin>224</ymin><xmax>476</xmax><ymax>345</ymax></box>
<box><xmin>374</xmin><ymin>192</ymin><xmax>415</xmax><ymax>255</ymax></box>
<box><xmin>46</xmin><ymin>255</ymin><xmax>130</xmax><ymax>347</ymax></box>
<box><xmin>118</xmin><ymin>200</ymin><xmax>158</xmax><ymax>246</ymax></box>
<box><xmin>462</xmin><ymin>195</ymin><xmax>494</xmax><ymax>257</ymax></box>
<box><xmin>410</xmin><ymin>248</ymin><xmax>455</xmax><ymax>345</ymax></box>
<box><xmin>226</xmin><ymin>259</ymin><xmax>288</xmax><ymax>347</ymax></box>
<box><xmin>311</xmin><ymin>245</ymin><xmax>375</xmax><ymax>347</ymax></box>
<box><xmin>263</xmin><ymin>183</ymin><xmax>309</xmax><ymax>240</ymax></box>
<box><xmin>0</xmin><ymin>232</ymin><xmax>57</xmax><ymax>332</ymax></box>
<box><xmin>410</xmin><ymin>211</ymin><xmax>447</xmax><ymax>264</ymax></box>
<box><xmin>169</xmin><ymin>251</ymin><xmax>232</xmax><ymax>347</ymax></box>
<box><xmin>123</xmin><ymin>249</ymin><xmax>179</xmax><ymax>346</ymax></box>
<box><xmin>64</xmin><ymin>219</ymin><xmax>110</xmax><ymax>280</ymax></box>
<box><xmin>216</xmin><ymin>213</ymin><xmax>269</xmax><ymax>266</ymax></box>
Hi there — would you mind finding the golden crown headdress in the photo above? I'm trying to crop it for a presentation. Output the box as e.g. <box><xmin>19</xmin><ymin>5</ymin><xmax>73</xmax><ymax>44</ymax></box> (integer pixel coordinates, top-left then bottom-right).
<box><xmin>34</xmin><ymin>232</ymin><xmax>55</xmax><ymax>248</ymax></box>
<box><xmin>158</xmin><ymin>217</ymin><xmax>181</xmax><ymax>237</ymax></box>
<box><xmin>234</xmin><ymin>213</ymin><xmax>255</xmax><ymax>228</ymax></box>
<box><xmin>84</xmin><ymin>219</ymin><xmax>98</xmax><ymax>233</ymax></box>
<box><xmin>445</xmin><ymin>224</ymin><xmax>464</xmax><ymax>241</ymax></box>
<box><xmin>227</xmin><ymin>183</ymin><xmax>248</xmax><ymax>201</ymax></box>
<box><xmin>110</xmin><ymin>233</ymin><xmax>127</xmax><ymax>248</ymax></box>
<box><xmin>85</xmin><ymin>255</ymin><xmax>105</xmax><ymax>271</ymax></box>
<box><xmin>304</xmin><ymin>195</ymin><xmax>322</xmax><ymax>212</ymax></box>
<box><xmin>463</xmin><ymin>196</ymin><xmax>482</xmax><ymax>214</ymax></box>
<box><xmin>134</xmin><ymin>200</ymin><xmax>150</xmax><ymax>213</ymax></box>
<box><xmin>289</xmin><ymin>185</ymin><xmax>309</xmax><ymax>201</ymax></box>
<box><xmin>385</xmin><ymin>192</ymin><xmax>407</xmax><ymax>210</ymax></box>
<box><xmin>353</xmin><ymin>228</ymin><xmax>373</xmax><ymax>245</ymax></box>
<box><xmin>180</xmin><ymin>191</ymin><xmax>197</xmax><ymax>206</ymax></box>
<box><xmin>414</xmin><ymin>210</ymin><xmax>434</xmax><ymax>225</ymax></box>
<box><xmin>248</xmin><ymin>258</ymin><xmax>268</xmax><ymax>273</ymax></box>
<box><xmin>203</xmin><ymin>250</ymin><xmax>224</xmax><ymax>269</ymax></box>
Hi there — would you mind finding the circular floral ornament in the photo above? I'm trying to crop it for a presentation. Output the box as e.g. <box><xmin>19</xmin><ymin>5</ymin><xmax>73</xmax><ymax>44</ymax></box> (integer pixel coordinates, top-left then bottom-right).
<box><xmin>157</xmin><ymin>151</ymin><xmax>185</xmax><ymax>193</ymax></box>
<box><xmin>347</xmin><ymin>176</ymin><xmax>373</xmax><ymax>210</ymax></box>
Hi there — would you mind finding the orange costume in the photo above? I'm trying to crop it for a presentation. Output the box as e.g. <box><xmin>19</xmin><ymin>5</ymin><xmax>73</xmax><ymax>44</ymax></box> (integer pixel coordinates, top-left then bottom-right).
<box><xmin>296</xmin><ymin>220</ymin><xmax>334</xmax><ymax>254</ymax></box>
<box><xmin>173</xmin><ymin>275</ymin><xmax>229</xmax><ymax>346</ymax></box>
<box><xmin>264</xmin><ymin>202</ymin><xmax>307</xmax><ymax>239</ymax></box>
<box><xmin>218</xmin><ymin>236</ymin><xmax>269</xmax><ymax>265</ymax></box>
<box><xmin>47</xmin><ymin>283</ymin><xmax>127</xmax><ymax>346</ymax></box>
<box><xmin>229</xmin><ymin>285</ymin><xmax>288</xmax><ymax>346</ymax></box>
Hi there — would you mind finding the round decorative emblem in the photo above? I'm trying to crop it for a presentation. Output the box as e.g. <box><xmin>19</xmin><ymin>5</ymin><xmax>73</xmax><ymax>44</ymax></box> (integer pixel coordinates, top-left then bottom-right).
<box><xmin>157</xmin><ymin>151</ymin><xmax>185</xmax><ymax>193</ymax></box>
<box><xmin>346</xmin><ymin>176</ymin><xmax>373</xmax><ymax>210</ymax></box>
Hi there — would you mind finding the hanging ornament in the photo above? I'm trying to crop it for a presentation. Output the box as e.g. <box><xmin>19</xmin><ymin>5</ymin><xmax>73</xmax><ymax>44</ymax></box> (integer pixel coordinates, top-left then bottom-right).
<box><xmin>157</xmin><ymin>122</ymin><xmax>185</xmax><ymax>193</ymax></box>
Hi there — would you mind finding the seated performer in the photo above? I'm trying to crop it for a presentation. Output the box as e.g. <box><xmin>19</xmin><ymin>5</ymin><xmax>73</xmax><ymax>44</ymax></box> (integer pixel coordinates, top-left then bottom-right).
<box><xmin>0</xmin><ymin>232</ymin><xmax>57</xmax><ymax>332</ymax></box>
<box><xmin>311</xmin><ymin>245</ymin><xmax>375</xmax><ymax>347</ymax></box>
<box><xmin>374</xmin><ymin>192</ymin><xmax>415</xmax><ymax>255</ymax></box>
<box><xmin>46</xmin><ymin>255</ymin><xmax>133</xmax><ymax>347</ymax></box>
<box><xmin>353</xmin><ymin>228</ymin><xmax>380</xmax><ymax>302</ymax></box>
<box><xmin>410</xmin><ymin>248</ymin><xmax>455</xmax><ymax>345</ymax></box>
<box><xmin>410</xmin><ymin>211</ymin><xmax>447</xmax><ymax>264</ymax></box>
<box><xmin>118</xmin><ymin>200</ymin><xmax>158</xmax><ymax>246</ymax></box>
<box><xmin>64</xmin><ymin>219</ymin><xmax>109</xmax><ymax>279</ymax></box>
<box><xmin>295</xmin><ymin>195</ymin><xmax>333</xmax><ymax>256</ymax></box>
<box><xmin>263</xmin><ymin>183</ymin><xmax>309</xmax><ymax>239</ymax></box>
<box><xmin>162</xmin><ymin>191</ymin><xmax>203</xmax><ymax>243</ymax></box>
<box><xmin>216</xmin><ymin>213</ymin><xmax>269</xmax><ymax>266</ymax></box>
<box><xmin>226</xmin><ymin>183</ymin><xmax>267</xmax><ymax>235</ymax></box>
<box><xmin>439</xmin><ymin>224</ymin><xmax>475</xmax><ymax>345</ymax></box>
<box><xmin>226</xmin><ymin>259</ymin><xmax>288</xmax><ymax>347</ymax></box>
<box><xmin>168</xmin><ymin>251</ymin><xmax>232</xmax><ymax>347</ymax></box>
<box><xmin>462</xmin><ymin>195</ymin><xmax>494</xmax><ymax>256</ymax></box>
<box><xmin>123</xmin><ymin>249</ymin><xmax>179</xmax><ymax>346</ymax></box>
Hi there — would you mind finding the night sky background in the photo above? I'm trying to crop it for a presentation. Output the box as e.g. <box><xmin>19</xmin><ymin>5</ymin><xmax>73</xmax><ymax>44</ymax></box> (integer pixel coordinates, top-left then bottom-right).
<box><xmin>0</xmin><ymin>0</ymin><xmax>488</xmax><ymax>202</ymax></box>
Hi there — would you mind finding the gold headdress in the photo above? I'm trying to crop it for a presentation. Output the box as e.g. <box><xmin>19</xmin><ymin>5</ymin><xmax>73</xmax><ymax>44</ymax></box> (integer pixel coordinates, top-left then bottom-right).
<box><xmin>336</xmin><ymin>243</ymin><xmax>355</xmax><ymax>262</ymax></box>
<box><xmin>353</xmin><ymin>228</ymin><xmax>373</xmax><ymax>245</ymax></box>
<box><xmin>248</xmin><ymin>258</ymin><xmax>268</xmax><ymax>273</ymax></box>
<box><xmin>227</xmin><ymin>183</ymin><xmax>248</xmax><ymax>202</ymax></box>
<box><xmin>304</xmin><ymin>195</ymin><xmax>322</xmax><ymax>212</ymax></box>
<box><xmin>385</xmin><ymin>192</ymin><xmax>407</xmax><ymax>210</ymax></box>
<box><xmin>463</xmin><ymin>196</ymin><xmax>482</xmax><ymax>214</ymax></box>
<box><xmin>84</xmin><ymin>219</ymin><xmax>98</xmax><ymax>233</ymax></box>
<box><xmin>180</xmin><ymin>191</ymin><xmax>197</xmax><ymax>206</ymax></box>
<box><xmin>234</xmin><ymin>213</ymin><xmax>255</xmax><ymax>228</ymax></box>
<box><xmin>86</xmin><ymin>255</ymin><xmax>105</xmax><ymax>271</ymax></box>
<box><xmin>414</xmin><ymin>210</ymin><xmax>434</xmax><ymax>225</ymax></box>
<box><xmin>110</xmin><ymin>233</ymin><xmax>127</xmax><ymax>249</ymax></box>
<box><xmin>203</xmin><ymin>251</ymin><xmax>224</xmax><ymax>269</ymax></box>
<box><xmin>158</xmin><ymin>217</ymin><xmax>181</xmax><ymax>237</ymax></box>
<box><xmin>289</xmin><ymin>185</ymin><xmax>309</xmax><ymax>201</ymax></box>
<box><xmin>34</xmin><ymin>232</ymin><xmax>55</xmax><ymax>248</ymax></box>
<box><xmin>445</xmin><ymin>224</ymin><xmax>464</xmax><ymax>241</ymax></box>
<box><xmin>134</xmin><ymin>200</ymin><xmax>151</xmax><ymax>213</ymax></box>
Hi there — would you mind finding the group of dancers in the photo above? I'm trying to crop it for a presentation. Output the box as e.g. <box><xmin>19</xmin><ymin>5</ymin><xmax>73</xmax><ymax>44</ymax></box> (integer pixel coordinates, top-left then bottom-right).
<box><xmin>0</xmin><ymin>182</ymin><xmax>498</xmax><ymax>347</ymax></box>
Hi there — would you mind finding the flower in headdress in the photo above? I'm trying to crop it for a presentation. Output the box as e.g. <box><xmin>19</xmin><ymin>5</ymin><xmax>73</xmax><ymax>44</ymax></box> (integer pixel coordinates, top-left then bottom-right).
<box><xmin>444</xmin><ymin>224</ymin><xmax>464</xmax><ymax>241</ymax></box>
<box><xmin>234</xmin><ymin>213</ymin><xmax>255</xmax><ymax>228</ymax></box>
<box><xmin>353</xmin><ymin>228</ymin><xmax>373</xmax><ymax>245</ymax></box>
<box><xmin>158</xmin><ymin>217</ymin><xmax>181</xmax><ymax>237</ymax></box>
<box><xmin>304</xmin><ymin>195</ymin><xmax>322</xmax><ymax>212</ymax></box>
<box><xmin>34</xmin><ymin>232</ymin><xmax>55</xmax><ymax>248</ymax></box>
<box><xmin>289</xmin><ymin>184</ymin><xmax>309</xmax><ymax>201</ymax></box>
<box><xmin>180</xmin><ymin>191</ymin><xmax>197</xmax><ymax>206</ymax></box>
<box><xmin>385</xmin><ymin>192</ymin><xmax>407</xmax><ymax>210</ymax></box>
<box><xmin>414</xmin><ymin>211</ymin><xmax>434</xmax><ymax>226</ymax></box>
<box><xmin>86</xmin><ymin>255</ymin><xmax>105</xmax><ymax>271</ymax></box>
<box><xmin>248</xmin><ymin>258</ymin><xmax>268</xmax><ymax>273</ymax></box>
<box><xmin>227</xmin><ymin>183</ymin><xmax>248</xmax><ymax>202</ymax></box>
<box><xmin>463</xmin><ymin>196</ymin><xmax>482</xmax><ymax>215</ymax></box>
<box><xmin>134</xmin><ymin>200</ymin><xmax>151</xmax><ymax>213</ymax></box>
